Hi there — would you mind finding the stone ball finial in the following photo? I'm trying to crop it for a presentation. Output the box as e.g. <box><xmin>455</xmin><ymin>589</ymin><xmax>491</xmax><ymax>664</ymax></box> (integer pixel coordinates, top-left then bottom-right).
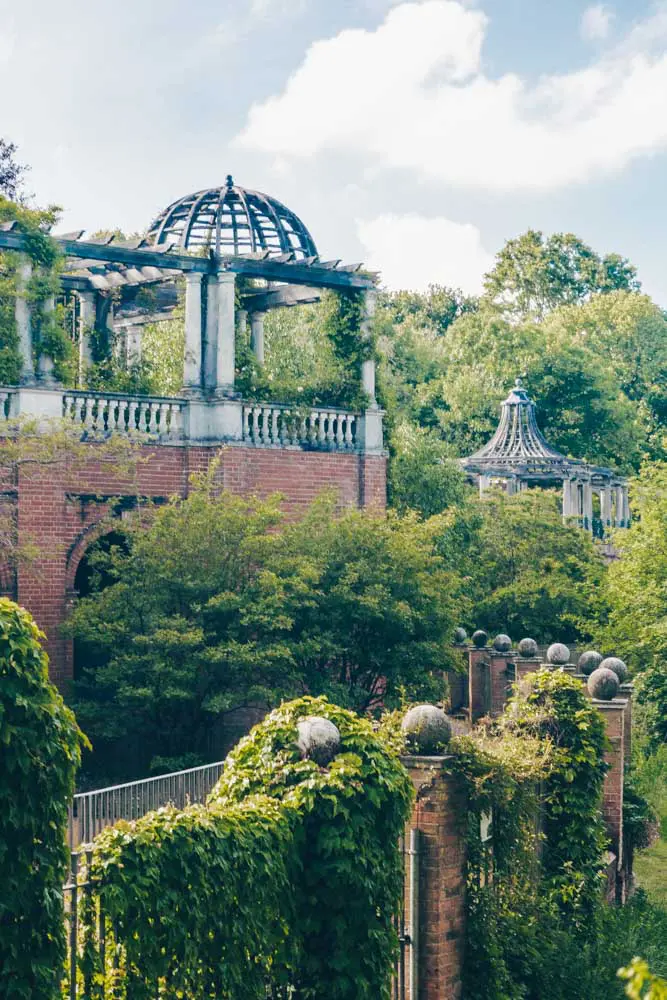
<box><xmin>517</xmin><ymin>637</ymin><xmax>538</xmax><ymax>658</ymax></box>
<box><xmin>577</xmin><ymin>650</ymin><xmax>603</xmax><ymax>677</ymax></box>
<box><xmin>546</xmin><ymin>642</ymin><xmax>570</xmax><ymax>665</ymax></box>
<box><xmin>493</xmin><ymin>633</ymin><xmax>512</xmax><ymax>653</ymax></box>
<box><xmin>296</xmin><ymin>717</ymin><xmax>341</xmax><ymax>766</ymax></box>
<box><xmin>453</xmin><ymin>627</ymin><xmax>468</xmax><ymax>644</ymax></box>
<box><xmin>472</xmin><ymin>629</ymin><xmax>488</xmax><ymax>648</ymax></box>
<box><xmin>587</xmin><ymin>667</ymin><xmax>620</xmax><ymax>701</ymax></box>
<box><xmin>600</xmin><ymin>657</ymin><xmax>628</xmax><ymax>683</ymax></box>
<box><xmin>401</xmin><ymin>705</ymin><xmax>452</xmax><ymax>755</ymax></box>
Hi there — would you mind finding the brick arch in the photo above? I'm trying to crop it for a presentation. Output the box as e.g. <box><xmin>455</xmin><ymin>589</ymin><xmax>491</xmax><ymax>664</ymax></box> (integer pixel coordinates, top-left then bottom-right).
<box><xmin>65</xmin><ymin>518</ymin><xmax>124</xmax><ymax>596</ymax></box>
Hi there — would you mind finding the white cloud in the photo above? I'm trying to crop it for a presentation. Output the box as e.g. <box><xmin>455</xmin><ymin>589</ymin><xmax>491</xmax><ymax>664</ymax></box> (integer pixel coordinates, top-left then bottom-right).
<box><xmin>234</xmin><ymin>0</ymin><xmax>667</xmax><ymax>192</ymax></box>
<box><xmin>580</xmin><ymin>5</ymin><xmax>614</xmax><ymax>42</ymax></box>
<box><xmin>356</xmin><ymin>213</ymin><xmax>494</xmax><ymax>293</ymax></box>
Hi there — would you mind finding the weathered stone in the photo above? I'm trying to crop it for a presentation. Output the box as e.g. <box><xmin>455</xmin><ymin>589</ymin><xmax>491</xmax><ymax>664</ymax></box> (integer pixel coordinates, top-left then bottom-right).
<box><xmin>453</xmin><ymin>627</ymin><xmax>468</xmax><ymax>644</ymax></box>
<box><xmin>577</xmin><ymin>650</ymin><xmax>603</xmax><ymax>676</ymax></box>
<box><xmin>517</xmin><ymin>637</ymin><xmax>538</xmax><ymax>658</ymax></box>
<box><xmin>587</xmin><ymin>667</ymin><xmax>620</xmax><ymax>701</ymax></box>
<box><xmin>492</xmin><ymin>633</ymin><xmax>512</xmax><ymax>653</ymax></box>
<box><xmin>471</xmin><ymin>629</ymin><xmax>488</xmax><ymax>648</ymax></box>
<box><xmin>600</xmin><ymin>656</ymin><xmax>628</xmax><ymax>683</ymax></box>
<box><xmin>546</xmin><ymin>642</ymin><xmax>570</xmax><ymax>665</ymax></box>
<box><xmin>402</xmin><ymin>705</ymin><xmax>452</xmax><ymax>755</ymax></box>
<box><xmin>296</xmin><ymin>716</ymin><xmax>341</xmax><ymax>766</ymax></box>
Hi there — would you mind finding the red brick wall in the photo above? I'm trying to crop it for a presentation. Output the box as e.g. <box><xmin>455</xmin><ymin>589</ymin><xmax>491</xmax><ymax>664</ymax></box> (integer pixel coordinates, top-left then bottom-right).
<box><xmin>8</xmin><ymin>442</ymin><xmax>386</xmax><ymax>686</ymax></box>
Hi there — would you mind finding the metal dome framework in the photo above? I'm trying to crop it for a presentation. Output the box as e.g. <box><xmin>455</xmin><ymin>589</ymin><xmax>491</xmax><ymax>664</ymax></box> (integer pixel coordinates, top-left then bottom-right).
<box><xmin>146</xmin><ymin>176</ymin><xmax>319</xmax><ymax>260</ymax></box>
<box><xmin>461</xmin><ymin>379</ymin><xmax>629</xmax><ymax>533</ymax></box>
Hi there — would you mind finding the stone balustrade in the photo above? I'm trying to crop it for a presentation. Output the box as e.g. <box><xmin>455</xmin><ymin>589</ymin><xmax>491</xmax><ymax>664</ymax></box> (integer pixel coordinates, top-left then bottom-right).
<box><xmin>0</xmin><ymin>388</ymin><xmax>16</xmax><ymax>420</ymax></box>
<box><xmin>62</xmin><ymin>391</ymin><xmax>186</xmax><ymax>439</ymax></box>
<box><xmin>242</xmin><ymin>403</ymin><xmax>357</xmax><ymax>450</ymax></box>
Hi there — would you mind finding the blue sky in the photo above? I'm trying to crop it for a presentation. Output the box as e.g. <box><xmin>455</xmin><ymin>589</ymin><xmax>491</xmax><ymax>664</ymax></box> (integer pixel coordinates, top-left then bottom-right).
<box><xmin>2</xmin><ymin>0</ymin><xmax>667</xmax><ymax>302</ymax></box>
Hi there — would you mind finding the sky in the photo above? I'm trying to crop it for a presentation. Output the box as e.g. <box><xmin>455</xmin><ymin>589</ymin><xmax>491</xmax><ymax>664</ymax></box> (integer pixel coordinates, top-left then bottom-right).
<box><xmin>2</xmin><ymin>0</ymin><xmax>667</xmax><ymax>301</ymax></box>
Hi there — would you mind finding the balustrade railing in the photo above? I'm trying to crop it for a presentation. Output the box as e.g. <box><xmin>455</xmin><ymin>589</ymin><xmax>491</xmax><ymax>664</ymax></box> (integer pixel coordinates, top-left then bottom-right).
<box><xmin>243</xmin><ymin>403</ymin><xmax>357</xmax><ymax>450</ymax></box>
<box><xmin>0</xmin><ymin>387</ymin><xmax>16</xmax><ymax>419</ymax></box>
<box><xmin>63</xmin><ymin>390</ymin><xmax>185</xmax><ymax>439</ymax></box>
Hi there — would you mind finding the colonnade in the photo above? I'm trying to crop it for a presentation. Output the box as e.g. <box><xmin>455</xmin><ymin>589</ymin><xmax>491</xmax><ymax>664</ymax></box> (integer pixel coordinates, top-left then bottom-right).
<box><xmin>562</xmin><ymin>478</ymin><xmax>630</xmax><ymax>530</ymax></box>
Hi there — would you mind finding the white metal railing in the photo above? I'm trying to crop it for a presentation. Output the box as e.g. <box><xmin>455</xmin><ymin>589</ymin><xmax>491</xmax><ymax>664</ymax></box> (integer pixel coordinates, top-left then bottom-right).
<box><xmin>68</xmin><ymin>759</ymin><xmax>226</xmax><ymax>849</ymax></box>
<box><xmin>0</xmin><ymin>388</ymin><xmax>16</xmax><ymax>419</ymax></box>
<box><xmin>243</xmin><ymin>403</ymin><xmax>357</xmax><ymax>450</ymax></box>
<box><xmin>63</xmin><ymin>390</ymin><xmax>185</xmax><ymax>439</ymax></box>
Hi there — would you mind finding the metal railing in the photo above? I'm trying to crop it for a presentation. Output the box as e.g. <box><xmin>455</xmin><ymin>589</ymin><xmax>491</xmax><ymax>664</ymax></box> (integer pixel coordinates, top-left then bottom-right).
<box><xmin>67</xmin><ymin>759</ymin><xmax>226</xmax><ymax>849</ymax></box>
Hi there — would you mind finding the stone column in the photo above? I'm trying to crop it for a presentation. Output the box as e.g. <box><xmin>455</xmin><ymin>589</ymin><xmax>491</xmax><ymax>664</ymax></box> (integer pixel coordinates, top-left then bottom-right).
<box><xmin>215</xmin><ymin>271</ymin><xmax>236</xmax><ymax>392</ymax></box>
<box><xmin>582</xmin><ymin>479</ymin><xmax>593</xmax><ymax>531</ymax></box>
<box><xmin>479</xmin><ymin>474</ymin><xmax>491</xmax><ymax>496</ymax></box>
<box><xmin>126</xmin><ymin>324</ymin><xmax>142</xmax><ymax>366</ymax></box>
<box><xmin>237</xmin><ymin>308</ymin><xmax>248</xmax><ymax>337</ymax></box>
<box><xmin>361</xmin><ymin>289</ymin><xmax>377</xmax><ymax>406</ymax></box>
<box><xmin>622</xmin><ymin>486</ymin><xmax>631</xmax><ymax>528</ymax></box>
<box><xmin>183</xmin><ymin>272</ymin><xmax>203</xmax><ymax>393</ymax></box>
<box><xmin>600</xmin><ymin>484</ymin><xmax>612</xmax><ymax>528</ymax></box>
<box><xmin>37</xmin><ymin>295</ymin><xmax>57</xmax><ymax>384</ymax></box>
<box><xmin>15</xmin><ymin>256</ymin><xmax>35</xmax><ymax>383</ymax></box>
<box><xmin>614</xmin><ymin>485</ymin><xmax>624</xmax><ymax>528</ymax></box>
<box><xmin>78</xmin><ymin>291</ymin><xmax>96</xmax><ymax>376</ymax></box>
<box><xmin>250</xmin><ymin>311</ymin><xmax>266</xmax><ymax>365</ymax></box>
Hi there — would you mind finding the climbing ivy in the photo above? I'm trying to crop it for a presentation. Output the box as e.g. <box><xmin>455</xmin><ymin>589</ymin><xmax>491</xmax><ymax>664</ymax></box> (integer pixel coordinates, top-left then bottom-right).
<box><xmin>79</xmin><ymin>696</ymin><xmax>414</xmax><ymax>1000</ymax></box>
<box><xmin>0</xmin><ymin>599</ymin><xmax>86</xmax><ymax>1000</ymax></box>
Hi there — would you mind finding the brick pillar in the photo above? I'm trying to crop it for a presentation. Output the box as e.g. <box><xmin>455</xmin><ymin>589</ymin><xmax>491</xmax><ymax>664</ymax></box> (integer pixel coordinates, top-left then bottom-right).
<box><xmin>619</xmin><ymin>684</ymin><xmax>633</xmax><ymax>768</ymax></box>
<box><xmin>468</xmin><ymin>647</ymin><xmax>490</xmax><ymax>723</ymax></box>
<box><xmin>514</xmin><ymin>656</ymin><xmax>540</xmax><ymax>683</ymax></box>
<box><xmin>403</xmin><ymin>757</ymin><xmax>467</xmax><ymax>1000</ymax></box>
<box><xmin>593</xmin><ymin>699</ymin><xmax>626</xmax><ymax>882</ymax></box>
<box><xmin>488</xmin><ymin>652</ymin><xmax>514</xmax><ymax>716</ymax></box>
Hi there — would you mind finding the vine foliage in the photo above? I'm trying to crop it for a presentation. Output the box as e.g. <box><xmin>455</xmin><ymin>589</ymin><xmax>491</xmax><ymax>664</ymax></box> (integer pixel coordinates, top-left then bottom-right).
<box><xmin>0</xmin><ymin>599</ymin><xmax>85</xmax><ymax>1000</ymax></box>
<box><xmin>78</xmin><ymin>696</ymin><xmax>414</xmax><ymax>999</ymax></box>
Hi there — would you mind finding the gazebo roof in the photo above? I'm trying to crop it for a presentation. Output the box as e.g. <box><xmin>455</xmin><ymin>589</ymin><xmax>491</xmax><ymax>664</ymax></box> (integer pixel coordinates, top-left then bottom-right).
<box><xmin>461</xmin><ymin>379</ymin><xmax>618</xmax><ymax>482</ymax></box>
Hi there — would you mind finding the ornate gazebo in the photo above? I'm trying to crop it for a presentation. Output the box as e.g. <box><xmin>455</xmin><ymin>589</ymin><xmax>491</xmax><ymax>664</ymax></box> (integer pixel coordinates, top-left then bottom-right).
<box><xmin>461</xmin><ymin>379</ymin><xmax>629</xmax><ymax>533</ymax></box>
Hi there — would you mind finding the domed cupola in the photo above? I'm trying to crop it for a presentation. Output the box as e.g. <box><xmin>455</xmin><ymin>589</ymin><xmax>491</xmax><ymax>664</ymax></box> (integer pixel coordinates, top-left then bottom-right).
<box><xmin>146</xmin><ymin>176</ymin><xmax>318</xmax><ymax>260</ymax></box>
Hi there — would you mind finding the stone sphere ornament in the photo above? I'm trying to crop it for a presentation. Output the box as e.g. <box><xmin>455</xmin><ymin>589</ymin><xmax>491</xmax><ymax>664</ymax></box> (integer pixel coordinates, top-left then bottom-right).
<box><xmin>493</xmin><ymin>634</ymin><xmax>512</xmax><ymax>653</ymax></box>
<box><xmin>600</xmin><ymin>657</ymin><xmax>628</xmax><ymax>683</ymax></box>
<box><xmin>453</xmin><ymin>627</ymin><xmax>468</xmax><ymax>644</ymax></box>
<box><xmin>401</xmin><ymin>705</ymin><xmax>452</xmax><ymax>755</ymax></box>
<box><xmin>587</xmin><ymin>667</ymin><xmax>620</xmax><ymax>701</ymax></box>
<box><xmin>577</xmin><ymin>650</ymin><xmax>603</xmax><ymax>676</ymax></box>
<box><xmin>296</xmin><ymin>717</ymin><xmax>341</xmax><ymax>766</ymax></box>
<box><xmin>546</xmin><ymin>642</ymin><xmax>570</xmax><ymax>665</ymax></box>
<box><xmin>472</xmin><ymin>629</ymin><xmax>488</xmax><ymax>648</ymax></box>
<box><xmin>518</xmin><ymin>638</ymin><xmax>538</xmax><ymax>658</ymax></box>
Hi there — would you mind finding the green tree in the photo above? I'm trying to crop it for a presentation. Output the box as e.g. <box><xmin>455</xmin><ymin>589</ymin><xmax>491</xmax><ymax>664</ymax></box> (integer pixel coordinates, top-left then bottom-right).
<box><xmin>594</xmin><ymin>462</ymin><xmax>667</xmax><ymax>749</ymax></box>
<box><xmin>388</xmin><ymin>422</ymin><xmax>469</xmax><ymax>518</ymax></box>
<box><xmin>0</xmin><ymin>137</ymin><xmax>28</xmax><ymax>201</ymax></box>
<box><xmin>463</xmin><ymin>488</ymin><xmax>607</xmax><ymax>643</ymax></box>
<box><xmin>483</xmin><ymin>229</ymin><xmax>639</xmax><ymax>320</ymax></box>
<box><xmin>66</xmin><ymin>476</ymin><xmax>461</xmax><ymax>782</ymax></box>
<box><xmin>0</xmin><ymin>599</ymin><xmax>85</xmax><ymax>1000</ymax></box>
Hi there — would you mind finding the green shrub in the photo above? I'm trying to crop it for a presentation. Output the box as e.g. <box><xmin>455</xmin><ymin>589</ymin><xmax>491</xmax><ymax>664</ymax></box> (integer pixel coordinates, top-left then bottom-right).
<box><xmin>0</xmin><ymin>599</ymin><xmax>85</xmax><ymax>1000</ymax></box>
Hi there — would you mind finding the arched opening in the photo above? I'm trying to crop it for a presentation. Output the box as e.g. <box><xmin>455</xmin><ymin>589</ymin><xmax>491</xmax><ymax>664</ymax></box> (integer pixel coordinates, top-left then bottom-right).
<box><xmin>72</xmin><ymin>530</ymin><xmax>129</xmax><ymax>681</ymax></box>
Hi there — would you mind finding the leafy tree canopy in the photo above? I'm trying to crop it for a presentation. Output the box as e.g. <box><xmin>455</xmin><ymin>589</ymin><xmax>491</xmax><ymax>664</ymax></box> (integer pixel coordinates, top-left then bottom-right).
<box><xmin>66</xmin><ymin>473</ymin><xmax>462</xmax><ymax>782</ymax></box>
<box><xmin>0</xmin><ymin>138</ymin><xmax>28</xmax><ymax>201</ymax></box>
<box><xmin>483</xmin><ymin>229</ymin><xmax>639</xmax><ymax>320</ymax></box>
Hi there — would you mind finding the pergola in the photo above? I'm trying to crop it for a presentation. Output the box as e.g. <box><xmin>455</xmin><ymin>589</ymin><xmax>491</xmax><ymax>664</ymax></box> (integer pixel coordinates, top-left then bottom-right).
<box><xmin>461</xmin><ymin>379</ymin><xmax>629</xmax><ymax>533</ymax></box>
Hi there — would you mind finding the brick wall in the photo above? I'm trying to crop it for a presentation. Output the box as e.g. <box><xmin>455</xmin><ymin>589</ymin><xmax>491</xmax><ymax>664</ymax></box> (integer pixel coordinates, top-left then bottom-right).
<box><xmin>8</xmin><ymin>441</ymin><xmax>386</xmax><ymax>686</ymax></box>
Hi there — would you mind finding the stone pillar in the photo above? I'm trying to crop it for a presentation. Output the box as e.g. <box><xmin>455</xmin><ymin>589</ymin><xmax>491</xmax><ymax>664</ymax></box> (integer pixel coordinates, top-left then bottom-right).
<box><xmin>614</xmin><ymin>485</ymin><xmax>624</xmax><ymax>528</ymax></box>
<box><xmin>479</xmin><ymin>475</ymin><xmax>491</xmax><ymax>496</ymax></box>
<box><xmin>15</xmin><ymin>256</ymin><xmax>35</xmax><ymax>383</ymax></box>
<box><xmin>37</xmin><ymin>295</ymin><xmax>57</xmax><ymax>384</ymax></box>
<box><xmin>78</xmin><ymin>290</ymin><xmax>96</xmax><ymax>376</ymax></box>
<box><xmin>183</xmin><ymin>272</ymin><xmax>203</xmax><ymax>393</ymax></box>
<box><xmin>126</xmin><ymin>324</ymin><xmax>142</xmax><ymax>366</ymax></box>
<box><xmin>361</xmin><ymin>289</ymin><xmax>377</xmax><ymax>406</ymax></box>
<box><xmin>468</xmin><ymin>647</ymin><xmax>490</xmax><ymax>723</ymax></box>
<box><xmin>250</xmin><ymin>311</ymin><xmax>266</xmax><ymax>365</ymax></box>
<box><xmin>237</xmin><ymin>308</ymin><xmax>248</xmax><ymax>337</ymax></box>
<box><xmin>514</xmin><ymin>655</ymin><xmax>541</xmax><ymax>683</ymax></box>
<box><xmin>215</xmin><ymin>271</ymin><xmax>236</xmax><ymax>392</ymax></box>
<box><xmin>582</xmin><ymin>479</ymin><xmax>593</xmax><ymax>531</ymax></box>
<box><xmin>622</xmin><ymin>486</ymin><xmax>631</xmax><ymax>528</ymax></box>
<box><xmin>600</xmin><ymin>484</ymin><xmax>612</xmax><ymax>529</ymax></box>
<box><xmin>403</xmin><ymin>757</ymin><xmax>467</xmax><ymax>1000</ymax></box>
